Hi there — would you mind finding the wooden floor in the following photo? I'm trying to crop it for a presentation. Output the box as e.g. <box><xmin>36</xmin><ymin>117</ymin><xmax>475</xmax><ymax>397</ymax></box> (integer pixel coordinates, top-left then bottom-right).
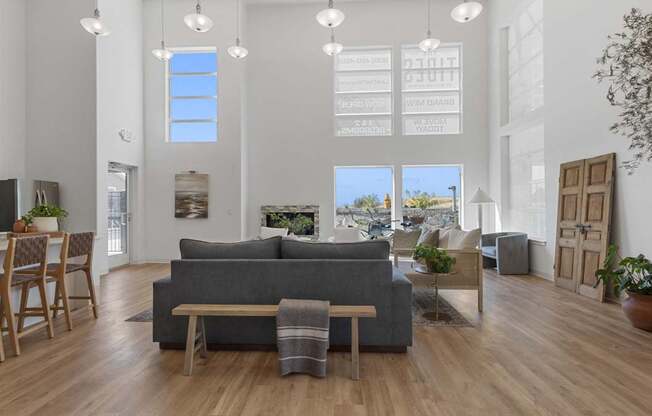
<box><xmin>1</xmin><ymin>264</ymin><xmax>652</xmax><ymax>416</ymax></box>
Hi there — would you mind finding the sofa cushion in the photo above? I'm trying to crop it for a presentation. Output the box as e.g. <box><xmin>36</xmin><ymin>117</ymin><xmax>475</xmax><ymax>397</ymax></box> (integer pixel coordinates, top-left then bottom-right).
<box><xmin>282</xmin><ymin>239</ymin><xmax>390</xmax><ymax>259</ymax></box>
<box><xmin>438</xmin><ymin>224</ymin><xmax>462</xmax><ymax>248</ymax></box>
<box><xmin>179</xmin><ymin>237</ymin><xmax>282</xmax><ymax>259</ymax></box>
<box><xmin>482</xmin><ymin>246</ymin><xmax>497</xmax><ymax>258</ymax></box>
<box><xmin>393</xmin><ymin>229</ymin><xmax>421</xmax><ymax>250</ymax></box>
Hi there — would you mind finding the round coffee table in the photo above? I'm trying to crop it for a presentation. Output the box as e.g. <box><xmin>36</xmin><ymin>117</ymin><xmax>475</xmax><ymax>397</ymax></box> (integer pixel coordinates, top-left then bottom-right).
<box><xmin>411</xmin><ymin>265</ymin><xmax>455</xmax><ymax>322</ymax></box>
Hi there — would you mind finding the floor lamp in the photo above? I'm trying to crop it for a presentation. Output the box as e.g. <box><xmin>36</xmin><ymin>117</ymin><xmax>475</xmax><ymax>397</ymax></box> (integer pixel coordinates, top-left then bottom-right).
<box><xmin>469</xmin><ymin>188</ymin><xmax>495</xmax><ymax>233</ymax></box>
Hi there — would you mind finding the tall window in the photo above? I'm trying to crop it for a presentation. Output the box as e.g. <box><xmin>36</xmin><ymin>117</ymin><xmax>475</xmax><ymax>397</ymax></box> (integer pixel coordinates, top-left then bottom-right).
<box><xmin>502</xmin><ymin>0</ymin><xmax>545</xmax><ymax>240</ymax></box>
<box><xmin>334</xmin><ymin>47</ymin><xmax>393</xmax><ymax>137</ymax></box>
<box><xmin>508</xmin><ymin>0</ymin><xmax>543</xmax><ymax>121</ymax></box>
<box><xmin>401</xmin><ymin>44</ymin><xmax>462</xmax><ymax>135</ymax></box>
<box><xmin>402</xmin><ymin>165</ymin><xmax>462</xmax><ymax>227</ymax></box>
<box><xmin>335</xmin><ymin>167</ymin><xmax>394</xmax><ymax>232</ymax></box>
<box><xmin>506</xmin><ymin>125</ymin><xmax>545</xmax><ymax>240</ymax></box>
<box><xmin>167</xmin><ymin>48</ymin><xmax>218</xmax><ymax>142</ymax></box>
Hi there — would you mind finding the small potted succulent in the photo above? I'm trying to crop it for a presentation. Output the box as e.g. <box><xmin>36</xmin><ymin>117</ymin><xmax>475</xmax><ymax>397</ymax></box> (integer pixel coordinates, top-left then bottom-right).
<box><xmin>595</xmin><ymin>245</ymin><xmax>652</xmax><ymax>332</ymax></box>
<box><xmin>413</xmin><ymin>244</ymin><xmax>456</xmax><ymax>274</ymax></box>
<box><xmin>25</xmin><ymin>204</ymin><xmax>69</xmax><ymax>232</ymax></box>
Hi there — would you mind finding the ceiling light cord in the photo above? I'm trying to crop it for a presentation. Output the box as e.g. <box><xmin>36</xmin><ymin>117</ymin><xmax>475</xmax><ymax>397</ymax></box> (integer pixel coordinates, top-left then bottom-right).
<box><xmin>426</xmin><ymin>0</ymin><xmax>431</xmax><ymax>36</ymax></box>
<box><xmin>161</xmin><ymin>0</ymin><xmax>166</xmax><ymax>47</ymax></box>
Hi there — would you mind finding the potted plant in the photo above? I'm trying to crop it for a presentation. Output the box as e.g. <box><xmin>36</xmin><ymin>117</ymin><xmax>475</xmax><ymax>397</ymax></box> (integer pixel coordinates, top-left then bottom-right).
<box><xmin>595</xmin><ymin>245</ymin><xmax>652</xmax><ymax>331</ymax></box>
<box><xmin>25</xmin><ymin>204</ymin><xmax>68</xmax><ymax>232</ymax></box>
<box><xmin>413</xmin><ymin>244</ymin><xmax>456</xmax><ymax>274</ymax></box>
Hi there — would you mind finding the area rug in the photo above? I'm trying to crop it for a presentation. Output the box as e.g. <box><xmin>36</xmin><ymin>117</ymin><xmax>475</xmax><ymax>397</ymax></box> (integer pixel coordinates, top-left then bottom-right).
<box><xmin>412</xmin><ymin>288</ymin><xmax>473</xmax><ymax>327</ymax></box>
<box><xmin>126</xmin><ymin>308</ymin><xmax>153</xmax><ymax>322</ymax></box>
<box><xmin>125</xmin><ymin>290</ymin><xmax>473</xmax><ymax>328</ymax></box>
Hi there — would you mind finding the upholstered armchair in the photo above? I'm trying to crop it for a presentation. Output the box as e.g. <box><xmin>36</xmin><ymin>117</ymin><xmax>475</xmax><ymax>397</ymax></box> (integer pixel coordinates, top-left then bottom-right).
<box><xmin>481</xmin><ymin>232</ymin><xmax>529</xmax><ymax>275</ymax></box>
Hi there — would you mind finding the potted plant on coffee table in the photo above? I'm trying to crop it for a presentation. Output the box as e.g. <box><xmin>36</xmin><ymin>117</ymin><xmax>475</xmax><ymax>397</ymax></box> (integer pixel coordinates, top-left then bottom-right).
<box><xmin>595</xmin><ymin>245</ymin><xmax>652</xmax><ymax>332</ymax></box>
<box><xmin>413</xmin><ymin>244</ymin><xmax>456</xmax><ymax>274</ymax></box>
<box><xmin>25</xmin><ymin>204</ymin><xmax>69</xmax><ymax>233</ymax></box>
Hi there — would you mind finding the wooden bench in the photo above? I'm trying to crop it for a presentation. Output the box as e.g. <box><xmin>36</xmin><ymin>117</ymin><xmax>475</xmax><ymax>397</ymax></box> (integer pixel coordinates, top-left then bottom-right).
<box><xmin>172</xmin><ymin>304</ymin><xmax>377</xmax><ymax>380</ymax></box>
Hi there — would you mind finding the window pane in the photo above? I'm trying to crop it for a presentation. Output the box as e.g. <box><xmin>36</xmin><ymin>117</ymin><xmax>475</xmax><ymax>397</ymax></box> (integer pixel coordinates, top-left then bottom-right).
<box><xmin>336</xmin><ymin>116</ymin><xmax>392</xmax><ymax>137</ymax></box>
<box><xmin>336</xmin><ymin>49</ymin><xmax>391</xmax><ymax>71</ymax></box>
<box><xmin>507</xmin><ymin>124</ymin><xmax>546</xmax><ymax>240</ymax></box>
<box><xmin>402</xmin><ymin>91</ymin><xmax>460</xmax><ymax>114</ymax></box>
<box><xmin>170</xmin><ymin>76</ymin><xmax>217</xmax><ymax>97</ymax></box>
<box><xmin>335</xmin><ymin>71</ymin><xmax>392</xmax><ymax>93</ymax></box>
<box><xmin>336</xmin><ymin>93</ymin><xmax>391</xmax><ymax>115</ymax></box>
<box><xmin>170</xmin><ymin>99</ymin><xmax>217</xmax><ymax>121</ymax></box>
<box><xmin>403</xmin><ymin>69</ymin><xmax>460</xmax><ymax>91</ymax></box>
<box><xmin>170</xmin><ymin>52</ymin><xmax>217</xmax><ymax>73</ymax></box>
<box><xmin>335</xmin><ymin>167</ymin><xmax>393</xmax><ymax>233</ymax></box>
<box><xmin>170</xmin><ymin>122</ymin><xmax>217</xmax><ymax>142</ymax></box>
<box><xmin>402</xmin><ymin>166</ymin><xmax>461</xmax><ymax>227</ymax></box>
<box><xmin>403</xmin><ymin>114</ymin><xmax>460</xmax><ymax>135</ymax></box>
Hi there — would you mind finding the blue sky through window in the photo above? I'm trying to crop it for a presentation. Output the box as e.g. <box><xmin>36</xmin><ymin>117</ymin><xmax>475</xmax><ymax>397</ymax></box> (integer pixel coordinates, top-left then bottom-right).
<box><xmin>335</xmin><ymin>166</ymin><xmax>462</xmax><ymax>208</ymax></box>
<box><xmin>169</xmin><ymin>51</ymin><xmax>217</xmax><ymax>142</ymax></box>
<box><xmin>336</xmin><ymin>167</ymin><xmax>393</xmax><ymax>207</ymax></box>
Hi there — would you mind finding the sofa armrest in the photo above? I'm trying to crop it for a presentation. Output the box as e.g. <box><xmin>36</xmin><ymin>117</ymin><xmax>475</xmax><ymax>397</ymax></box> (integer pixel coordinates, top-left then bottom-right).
<box><xmin>496</xmin><ymin>233</ymin><xmax>529</xmax><ymax>274</ymax></box>
<box><xmin>153</xmin><ymin>276</ymin><xmax>187</xmax><ymax>343</ymax></box>
<box><xmin>391</xmin><ymin>268</ymin><xmax>413</xmax><ymax>346</ymax></box>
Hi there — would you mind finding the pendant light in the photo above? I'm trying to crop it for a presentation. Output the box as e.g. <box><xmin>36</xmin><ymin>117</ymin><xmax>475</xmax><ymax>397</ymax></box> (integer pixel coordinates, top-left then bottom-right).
<box><xmin>228</xmin><ymin>0</ymin><xmax>249</xmax><ymax>59</ymax></box>
<box><xmin>323</xmin><ymin>29</ymin><xmax>343</xmax><ymax>56</ymax></box>
<box><xmin>184</xmin><ymin>0</ymin><xmax>214</xmax><ymax>33</ymax></box>
<box><xmin>152</xmin><ymin>0</ymin><xmax>173</xmax><ymax>62</ymax></box>
<box><xmin>419</xmin><ymin>0</ymin><xmax>440</xmax><ymax>52</ymax></box>
<box><xmin>80</xmin><ymin>0</ymin><xmax>110</xmax><ymax>37</ymax></box>
<box><xmin>316</xmin><ymin>0</ymin><xmax>345</xmax><ymax>29</ymax></box>
<box><xmin>451</xmin><ymin>1</ymin><xmax>484</xmax><ymax>23</ymax></box>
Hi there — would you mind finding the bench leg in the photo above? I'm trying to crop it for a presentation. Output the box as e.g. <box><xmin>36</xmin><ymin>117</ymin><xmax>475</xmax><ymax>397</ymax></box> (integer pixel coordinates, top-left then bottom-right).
<box><xmin>351</xmin><ymin>317</ymin><xmax>359</xmax><ymax>380</ymax></box>
<box><xmin>199</xmin><ymin>316</ymin><xmax>208</xmax><ymax>359</ymax></box>
<box><xmin>184</xmin><ymin>316</ymin><xmax>198</xmax><ymax>376</ymax></box>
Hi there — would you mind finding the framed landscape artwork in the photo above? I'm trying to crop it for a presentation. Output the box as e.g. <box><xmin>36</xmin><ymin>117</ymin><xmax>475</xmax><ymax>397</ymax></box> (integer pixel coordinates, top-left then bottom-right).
<box><xmin>175</xmin><ymin>173</ymin><xmax>209</xmax><ymax>219</ymax></box>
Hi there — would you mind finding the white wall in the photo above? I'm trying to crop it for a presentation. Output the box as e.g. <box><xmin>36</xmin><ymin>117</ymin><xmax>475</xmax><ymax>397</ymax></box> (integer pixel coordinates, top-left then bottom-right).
<box><xmin>96</xmin><ymin>0</ymin><xmax>146</xmax><ymax>273</ymax></box>
<box><xmin>25</xmin><ymin>0</ymin><xmax>97</xmax><ymax>234</ymax></box>
<box><xmin>488</xmin><ymin>0</ymin><xmax>652</xmax><ymax>279</ymax></box>
<box><xmin>244</xmin><ymin>0</ymin><xmax>490</xmax><ymax>240</ymax></box>
<box><xmin>143</xmin><ymin>0</ymin><xmax>245</xmax><ymax>261</ymax></box>
<box><xmin>0</xmin><ymin>0</ymin><xmax>27</xmax><ymax>200</ymax></box>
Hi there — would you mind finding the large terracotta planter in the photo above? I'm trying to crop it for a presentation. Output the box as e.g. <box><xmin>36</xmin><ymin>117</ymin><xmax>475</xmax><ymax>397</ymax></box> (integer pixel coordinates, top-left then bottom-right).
<box><xmin>622</xmin><ymin>292</ymin><xmax>652</xmax><ymax>332</ymax></box>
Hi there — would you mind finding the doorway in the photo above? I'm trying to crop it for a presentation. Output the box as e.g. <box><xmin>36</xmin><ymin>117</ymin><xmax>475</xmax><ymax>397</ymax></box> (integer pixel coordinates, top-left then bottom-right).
<box><xmin>107</xmin><ymin>164</ymin><xmax>132</xmax><ymax>269</ymax></box>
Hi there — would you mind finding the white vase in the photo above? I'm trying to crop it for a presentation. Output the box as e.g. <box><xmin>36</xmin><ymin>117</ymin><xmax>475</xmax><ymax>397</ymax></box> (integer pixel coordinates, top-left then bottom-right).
<box><xmin>31</xmin><ymin>217</ymin><xmax>59</xmax><ymax>232</ymax></box>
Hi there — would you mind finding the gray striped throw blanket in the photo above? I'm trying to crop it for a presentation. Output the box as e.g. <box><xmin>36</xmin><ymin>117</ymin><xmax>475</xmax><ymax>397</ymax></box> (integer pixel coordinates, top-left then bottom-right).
<box><xmin>276</xmin><ymin>298</ymin><xmax>330</xmax><ymax>378</ymax></box>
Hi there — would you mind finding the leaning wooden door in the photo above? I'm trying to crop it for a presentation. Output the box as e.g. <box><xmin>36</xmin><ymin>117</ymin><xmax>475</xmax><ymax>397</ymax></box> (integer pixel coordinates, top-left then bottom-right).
<box><xmin>554</xmin><ymin>153</ymin><xmax>615</xmax><ymax>301</ymax></box>
<box><xmin>575</xmin><ymin>154</ymin><xmax>615</xmax><ymax>301</ymax></box>
<box><xmin>554</xmin><ymin>160</ymin><xmax>585</xmax><ymax>292</ymax></box>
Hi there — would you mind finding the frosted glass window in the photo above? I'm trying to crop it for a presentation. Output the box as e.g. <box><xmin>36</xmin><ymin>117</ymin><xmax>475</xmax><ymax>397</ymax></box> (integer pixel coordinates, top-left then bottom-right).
<box><xmin>167</xmin><ymin>49</ymin><xmax>218</xmax><ymax>142</ymax></box>
<box><xmin>401</xmin><ymin>44</ymin><xmax>462</xmax><ymax>135</ymax></box>
<box><xmin>334</xmin><ymin>47</ymin><xmax>393</xmax><ymax>136</ymax></box>
<box><xmin>508</xmin><ymin>0</ymin><xmax>544</xmax><ymax>121</ymax></box>
<box><xmin>506</xmin><ymin>124</ymin><xmax>546</xmax><ymax>240</ymax></box>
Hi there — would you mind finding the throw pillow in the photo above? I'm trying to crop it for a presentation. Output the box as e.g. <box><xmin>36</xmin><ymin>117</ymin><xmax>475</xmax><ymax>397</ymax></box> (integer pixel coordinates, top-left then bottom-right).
<box><xmin>393</xmin><ymin>228</ymin><xmax>422</xmax><ymax>250</ymax></box>
<box><xmin>260</xmin><ymin>226</ymin><xmax>288</xmax><ymax>239</ymax></box>
<box><xmin>437</xmin><ymin>224</ymin><xmax>462</xmax><ymax>249</ymax></box>
<box><xmin>417</xmin><ymin>226</ymin><xmax>439</xmax><ymax>247</ymax></box>
<box><xmin>446</xmin><ymin>228</ymin><xmax>481</xmax><ymax>250</ymax></box>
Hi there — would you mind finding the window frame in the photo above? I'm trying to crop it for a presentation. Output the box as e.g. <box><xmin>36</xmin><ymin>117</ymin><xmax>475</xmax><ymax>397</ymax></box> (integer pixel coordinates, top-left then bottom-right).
<box><xmin>333</xmin><ymin>45</ymin><xmax>394</xmax><ymax>138</ymax></box>
<box><xmin>165</xmin><ymin>46</ymin><xmax>218</xmax><ymax>143</ymax></box>
<box><xmin>400</xmin><ymin>42</ymin><xmax>464</xmax><ymax>136</ymax></box>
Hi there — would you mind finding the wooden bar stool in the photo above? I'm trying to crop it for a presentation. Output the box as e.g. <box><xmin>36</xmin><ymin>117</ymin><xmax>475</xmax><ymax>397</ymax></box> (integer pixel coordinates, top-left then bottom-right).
<box><xmin>50</xmin><ymin>232</ymin><xmax>97</xmax><ymax>323</ymax></box>
<box><xmin>0</xmin><ymin>235</ymin><xmax>53</xmax><ymax>357</ymax></box>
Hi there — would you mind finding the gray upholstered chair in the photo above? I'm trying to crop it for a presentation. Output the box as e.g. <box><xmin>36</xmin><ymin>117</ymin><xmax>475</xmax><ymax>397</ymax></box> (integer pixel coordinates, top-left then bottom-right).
<box><xmin>481</xmin><ymin>232</ymin><xmax>529</xmax><ymax>275</ymax></box>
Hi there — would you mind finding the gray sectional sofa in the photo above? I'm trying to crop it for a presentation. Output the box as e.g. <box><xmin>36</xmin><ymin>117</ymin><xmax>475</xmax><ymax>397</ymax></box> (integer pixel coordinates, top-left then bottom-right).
<box><xmin>153</xmin><ymin>237</ymin><xmax>413</xmax><ymax>351</ymax></box>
